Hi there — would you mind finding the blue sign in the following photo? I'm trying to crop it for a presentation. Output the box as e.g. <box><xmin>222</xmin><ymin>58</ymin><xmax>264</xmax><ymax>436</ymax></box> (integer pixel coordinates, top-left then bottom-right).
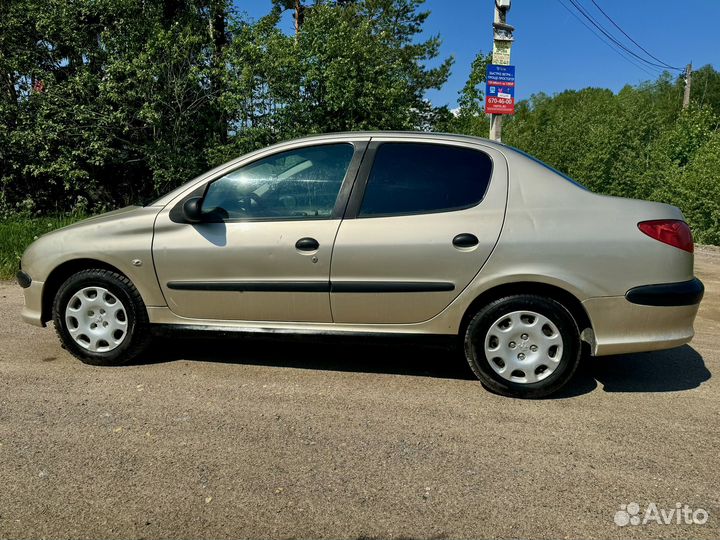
<box><xmin>485</xmin><ymin>64</ymin><xmax>516</xmax><ymax>114</ymax></box>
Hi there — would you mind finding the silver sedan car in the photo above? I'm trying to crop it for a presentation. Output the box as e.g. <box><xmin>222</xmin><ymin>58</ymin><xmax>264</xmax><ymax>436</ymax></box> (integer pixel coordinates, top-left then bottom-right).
<box><xmin>17</xmin><ymin>132</ymin><xmax>704</xmax><ymax>398</ymax></box>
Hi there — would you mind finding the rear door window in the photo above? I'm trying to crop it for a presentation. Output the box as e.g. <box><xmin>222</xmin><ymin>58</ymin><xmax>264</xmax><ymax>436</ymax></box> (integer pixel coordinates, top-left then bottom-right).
<box><xmin>358</xmin><ymin>143</ymin><xmax>493</xmax><ymax>217</ymax></box>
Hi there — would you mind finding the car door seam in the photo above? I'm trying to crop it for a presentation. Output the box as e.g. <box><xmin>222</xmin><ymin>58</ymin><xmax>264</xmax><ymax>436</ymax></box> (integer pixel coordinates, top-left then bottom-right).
<box><xmin>328</xmin><ymin>138</ymin><xmax>373</xmax><ymax>323</ymax></box>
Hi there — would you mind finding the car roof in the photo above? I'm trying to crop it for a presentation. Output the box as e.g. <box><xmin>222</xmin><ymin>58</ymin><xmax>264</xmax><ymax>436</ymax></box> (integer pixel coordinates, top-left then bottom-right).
<box><xmin>283</xmin><ymin>130</ymin><xmax>510</xmax><ymax>151</ymax></box>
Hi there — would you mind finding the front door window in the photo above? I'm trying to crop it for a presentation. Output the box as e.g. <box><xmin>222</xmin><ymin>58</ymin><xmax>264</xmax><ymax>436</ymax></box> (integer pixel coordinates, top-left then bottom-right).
<box><xmin>202</xmin><ymin>144</ymin><xmax>355</xmax><ymax>221</ymax></box>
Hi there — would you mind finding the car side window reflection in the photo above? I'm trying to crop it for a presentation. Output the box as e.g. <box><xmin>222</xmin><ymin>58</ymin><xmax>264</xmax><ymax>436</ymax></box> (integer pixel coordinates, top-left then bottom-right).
<box><xmin>202</xmin><ymin>144</ymin><xmax>354</xmax><ymax>220</ymax></box>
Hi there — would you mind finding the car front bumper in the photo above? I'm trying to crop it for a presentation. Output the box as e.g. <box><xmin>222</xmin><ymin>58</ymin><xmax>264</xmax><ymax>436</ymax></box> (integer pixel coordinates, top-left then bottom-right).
<box><xmin>583</xmin><ymin>278</ymin><xmax>703</xmax><ymax>356</ymax></box>
<box><xmin>18</xmin><ymin>276</ymin><xmax>45</xmax><ymax>327</ymax></box>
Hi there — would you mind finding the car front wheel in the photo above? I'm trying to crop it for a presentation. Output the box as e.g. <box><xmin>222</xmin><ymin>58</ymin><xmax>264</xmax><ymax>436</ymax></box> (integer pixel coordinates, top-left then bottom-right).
<box><xmin>52</xmin><ymin>269</ymin><xmax>151</xmax><ymax>366</ymax></box>
<box><xmin>463</xmin><ymin>295</ymin><xmax>581</xmax><ymax>398</ymax></box>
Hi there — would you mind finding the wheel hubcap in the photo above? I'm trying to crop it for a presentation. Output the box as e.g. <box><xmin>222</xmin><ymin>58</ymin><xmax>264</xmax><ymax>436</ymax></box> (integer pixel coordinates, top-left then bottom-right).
<box><xmin>483</xmin><ymin>310</ymin><xmax>563</xmax><ymax>384</ymax></box>
<box><xmin>64</xmin><ymin>287</ymin><xmax>128</xmax><ymax>353</ymax></box>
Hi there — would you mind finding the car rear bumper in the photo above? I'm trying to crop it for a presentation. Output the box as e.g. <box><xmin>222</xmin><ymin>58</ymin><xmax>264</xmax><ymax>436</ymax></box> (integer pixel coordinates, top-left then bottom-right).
<box><xmin>583</xmin><ymin>279</ymin><xmax>703</xmax><ymax>356</ymax></box>
<box><xmin>625</xmin><ymin>278</ymin><xmax>704</xmax><ymax>307</ymax></box>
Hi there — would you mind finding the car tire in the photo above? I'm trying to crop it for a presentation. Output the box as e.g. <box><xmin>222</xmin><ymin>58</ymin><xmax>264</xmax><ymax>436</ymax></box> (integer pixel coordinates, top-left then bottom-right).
<box><xmin>463</xmin><ymin>295</ymin><xmax>581</xmax><ymax>398</ymax></box>
<box><xmin>52</xmin><ymin>269</ymin><xmax>151</xmax><ymax>366</ymax></box>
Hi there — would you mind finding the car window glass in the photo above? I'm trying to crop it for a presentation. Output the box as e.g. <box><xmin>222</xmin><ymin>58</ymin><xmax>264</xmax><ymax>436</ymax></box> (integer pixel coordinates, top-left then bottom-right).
<box><xmin>359</xmin><ymin>143</ymin><xmax>492</xmax><ymax>217</ymax></box>
<box><xmin>202</xmin><ymin>144</ymin><xmax>354</xmax><ymax>220</ymax></box>
<box><xmin>502</xmin><ymin>143</ymin><xmax>588</xmax><ymax>191</ymax></box>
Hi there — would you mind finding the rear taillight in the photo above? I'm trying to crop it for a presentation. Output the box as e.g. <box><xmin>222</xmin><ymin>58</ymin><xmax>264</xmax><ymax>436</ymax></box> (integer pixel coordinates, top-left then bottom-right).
<box><xmin>638</xmin><ymin>220</ymin><xmax>694</xmax><ymax>253</ymax></box>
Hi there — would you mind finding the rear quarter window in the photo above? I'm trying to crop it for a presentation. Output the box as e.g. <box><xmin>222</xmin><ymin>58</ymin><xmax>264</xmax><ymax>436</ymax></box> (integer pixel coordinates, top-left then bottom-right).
<box><xmin>503</xmin><ymin>144</ymin><xmax>588</xmax><ymax>191</ymax></box>
<box><xmin>359</xmin><ymin>142</ymin><xmax>493</xmax><ymax>217</ymax></box>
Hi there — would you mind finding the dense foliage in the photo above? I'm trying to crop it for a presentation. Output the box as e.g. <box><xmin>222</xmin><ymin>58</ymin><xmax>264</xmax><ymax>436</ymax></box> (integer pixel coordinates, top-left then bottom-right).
<box><xmin>1</xmin><ymin>0</ymin><xmax>719</xmax><ymax>243</ymax></box>
<box><xmin>1</xmin><ymin>0</ymin><xmax>451</xmax><ymax>214</ymax></box>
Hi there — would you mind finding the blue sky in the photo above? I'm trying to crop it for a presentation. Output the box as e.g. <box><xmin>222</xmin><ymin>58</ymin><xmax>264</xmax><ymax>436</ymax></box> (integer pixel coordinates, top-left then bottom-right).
<box><xmin>234</xmin><ymin>0</ymin><xmax>720</xmax><ymax>107</ymax></box>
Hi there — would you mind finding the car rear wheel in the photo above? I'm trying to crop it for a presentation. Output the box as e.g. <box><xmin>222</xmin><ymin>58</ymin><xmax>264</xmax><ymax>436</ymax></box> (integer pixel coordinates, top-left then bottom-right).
<box><xmin>463</xmin><ymin>295</ymin><xmax>581</xmax><ymax>398</ymax></box>
<box><xmin>52</xmin><ymin>269</ymin><xmax>151</xmax><ymax>366</ymax></box>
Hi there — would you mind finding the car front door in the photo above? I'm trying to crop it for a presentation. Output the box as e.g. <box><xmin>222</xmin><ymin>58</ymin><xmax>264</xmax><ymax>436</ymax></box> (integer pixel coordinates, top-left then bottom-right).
<box><xmin>153</xmin><ymin>141</ymin><xmax>366</xmax><ymax>322</ymax></box>
<box><xmin>329</xmin><ymin>138</ymin><xmax>508</xmax><ymax>324</ymax></box>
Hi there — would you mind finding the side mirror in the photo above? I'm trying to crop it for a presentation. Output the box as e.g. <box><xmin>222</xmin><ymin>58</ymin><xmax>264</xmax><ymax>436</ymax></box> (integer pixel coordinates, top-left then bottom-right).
<box><xmin>182</xmin><ymin>197</ymin><xmax>204</xmax><ymax>224</ymax></box>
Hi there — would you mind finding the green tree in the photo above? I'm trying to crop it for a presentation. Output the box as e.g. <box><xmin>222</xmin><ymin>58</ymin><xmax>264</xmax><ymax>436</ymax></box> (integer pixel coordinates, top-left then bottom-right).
<box><xmin>276</xmin><ymin>0</ymin><xmax>452</xmax><ymax>135</ymax></box>
<box><xmin>658</xmin><ymin>131</ymin><xmax>720</xmax><ymax>245</ymax></box>
<box><xmin>0</xmin><ymin>0</ymin><xmax>228</xmax><ymax>211</ymax></box>
<box><xmin>691</xmin><ymin>64</ymin><xmax>720</xmax><ymax>116</ymax></box>
<box><xmin>1</xmin><ymin>0</ymin><xmax>451</xmax><ymax>212</ymax></box>
<box><xmin>436</xmin><ymin>51</ymin><xmax>492</xmax><ymax>136</ymax></box>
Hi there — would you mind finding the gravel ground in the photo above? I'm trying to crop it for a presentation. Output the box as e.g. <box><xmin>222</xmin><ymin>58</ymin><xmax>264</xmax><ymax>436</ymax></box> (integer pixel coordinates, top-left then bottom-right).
<box><xmin>0</xmin><ymin>249</ymin><xmax>718</xmax><ymax>539</ymax></box>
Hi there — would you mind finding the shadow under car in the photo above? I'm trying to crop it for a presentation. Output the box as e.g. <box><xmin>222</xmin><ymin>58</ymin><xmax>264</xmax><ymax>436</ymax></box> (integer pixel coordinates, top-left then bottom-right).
<box><xmin>133</xmin><ymin>333</ymin><xmax>711</xmax><ymax>398</ymax></box>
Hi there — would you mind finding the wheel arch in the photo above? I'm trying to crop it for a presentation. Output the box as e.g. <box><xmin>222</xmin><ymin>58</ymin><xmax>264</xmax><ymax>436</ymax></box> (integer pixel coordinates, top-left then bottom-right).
<box><xmin>459</xmin><ymin>281</ymin><xmax>593</xmax><ymax>340</ymax></box>
<box><xmin>41</xmin><ymin>259</ymin><xmax>131</xmax><ymax>324</ymax></box>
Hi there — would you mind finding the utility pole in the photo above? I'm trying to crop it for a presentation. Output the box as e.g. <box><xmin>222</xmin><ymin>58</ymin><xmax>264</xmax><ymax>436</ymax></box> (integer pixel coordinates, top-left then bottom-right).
<box><xmin>682</xmin><ymin>63</ymin><xmax>692</xmax><ymax>109</ymax></box>
<box><xmin>489</xmin><ymin>0</ymin><xmax>514</xmax><ymax>141</ymax></box>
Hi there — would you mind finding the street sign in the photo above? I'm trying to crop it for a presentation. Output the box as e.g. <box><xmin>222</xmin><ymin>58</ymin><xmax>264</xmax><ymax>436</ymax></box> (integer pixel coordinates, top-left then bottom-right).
<box><xmin>492</xmin><ymin>40</ymin><xmax>512</xmax><ymax>65</ymax></box>
<box><xmin>486</xmin><ymin>64</ymin><xmax>515</xmax><ymax>115</ymax></box>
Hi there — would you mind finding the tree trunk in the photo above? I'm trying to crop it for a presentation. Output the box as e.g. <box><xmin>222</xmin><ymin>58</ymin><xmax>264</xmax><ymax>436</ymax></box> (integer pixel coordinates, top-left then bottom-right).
<box><xmin>209</xmin><ymin>0</ymin><xmax>228</xmax><ymax>144</ymax></box>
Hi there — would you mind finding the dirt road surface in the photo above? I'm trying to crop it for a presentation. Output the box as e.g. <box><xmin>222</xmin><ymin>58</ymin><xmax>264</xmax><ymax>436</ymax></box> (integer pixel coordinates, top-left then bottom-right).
<box><xmin>1</xmin><ymin>249</ymin><xmax>718</xmax><ymax>539</ymax></box>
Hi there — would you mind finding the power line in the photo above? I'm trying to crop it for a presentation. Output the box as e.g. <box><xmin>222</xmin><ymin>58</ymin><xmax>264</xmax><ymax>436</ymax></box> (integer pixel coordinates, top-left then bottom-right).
<box><xmin>588</xmin><ymin>0</ymin><xmax>680</xmax><ymax>71</ymax></box>
<box><xmin>554</xmin><ymin>0</ymin><xmax>664</xmax><ymax>77</ymax></box>
<box><xmin>554</xmin><ymin>0</ymin><xmax>664</xmax><ymax>78</ymax></box>
<box><xmin>565</xmin><ymin>0</ymin><xmax>675</xmax><ymax>71</ymax></box>
<box><xmin>565</xmin><ymin>0</ymin><xmax>681</xmax><ymax>72</ymax></box>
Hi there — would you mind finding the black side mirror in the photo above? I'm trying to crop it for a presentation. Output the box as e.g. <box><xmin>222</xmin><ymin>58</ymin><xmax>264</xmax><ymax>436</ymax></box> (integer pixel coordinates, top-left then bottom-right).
<box><xmin>182</xmin><ymin>196</ymin><xmax>204</xmax><ymax>224</ymax></box>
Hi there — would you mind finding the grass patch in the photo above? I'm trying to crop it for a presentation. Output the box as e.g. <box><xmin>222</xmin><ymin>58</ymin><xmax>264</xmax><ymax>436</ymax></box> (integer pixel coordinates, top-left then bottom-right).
<box><xmin>0</xmin><ymin>214</ymin><xmax>87</xmax><ymax>280</ymax></box>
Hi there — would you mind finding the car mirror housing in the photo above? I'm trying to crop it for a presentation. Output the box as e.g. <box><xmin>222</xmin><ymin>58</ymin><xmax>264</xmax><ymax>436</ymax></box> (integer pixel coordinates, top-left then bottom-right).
<box><xmin>182</xmin><ymin>197</ymin><xmax>204</xmax><ymax>224</ymax></box>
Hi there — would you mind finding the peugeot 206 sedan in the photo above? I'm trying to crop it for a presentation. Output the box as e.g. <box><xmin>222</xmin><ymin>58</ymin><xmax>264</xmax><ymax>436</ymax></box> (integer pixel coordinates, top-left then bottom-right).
<box><xmin>17</xmin><ymin>132</ymin><xmax>704</xmax><ymax>398</ymax></box>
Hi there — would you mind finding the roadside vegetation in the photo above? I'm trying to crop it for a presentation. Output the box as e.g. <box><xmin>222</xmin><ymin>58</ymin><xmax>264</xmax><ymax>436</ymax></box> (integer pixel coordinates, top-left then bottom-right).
<box><xmin>1</xmin><ymin>0</ymin><xmax>718</xmax><ymax>279</ymax></box>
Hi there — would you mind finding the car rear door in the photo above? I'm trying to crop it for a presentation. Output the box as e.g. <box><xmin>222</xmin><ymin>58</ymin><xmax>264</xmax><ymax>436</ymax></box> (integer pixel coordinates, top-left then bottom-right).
<box><xmin>329</xmin><ymin>138</ymin><xmax>508</xmax><ymax>324</ymax></box>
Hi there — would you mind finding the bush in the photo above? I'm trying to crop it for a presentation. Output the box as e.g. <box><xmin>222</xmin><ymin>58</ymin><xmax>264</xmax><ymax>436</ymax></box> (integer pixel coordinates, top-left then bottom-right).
<box><xmin>653</xmin><ymin>132</ymin><xmax>720</xmax><ymax>245</ymax></box>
